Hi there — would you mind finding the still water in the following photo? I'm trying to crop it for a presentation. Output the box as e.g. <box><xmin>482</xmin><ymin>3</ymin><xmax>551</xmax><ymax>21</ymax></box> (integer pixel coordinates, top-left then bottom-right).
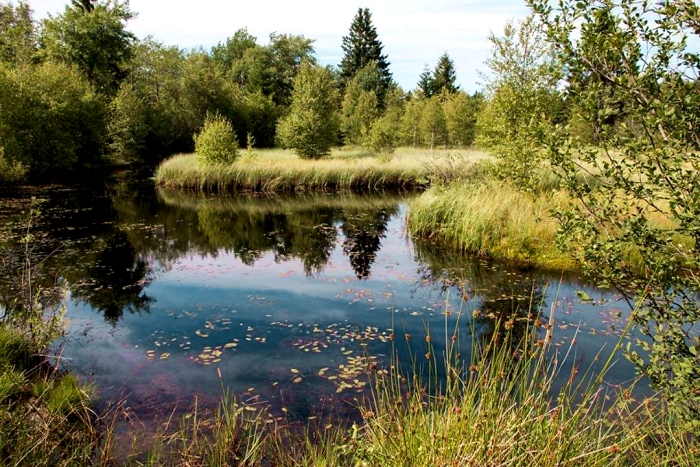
<box><xmin>0</xmin><ymin>173</ymin><xmax>641</xmax><ymax>421</ymax></box>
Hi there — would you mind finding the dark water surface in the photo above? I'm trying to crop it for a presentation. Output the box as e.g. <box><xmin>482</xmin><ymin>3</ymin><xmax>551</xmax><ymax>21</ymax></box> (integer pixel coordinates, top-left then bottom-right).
<box><xmin>0</xmin><ymin>173</ymin><xmax>643</xmax><ymax>421</ymax></box>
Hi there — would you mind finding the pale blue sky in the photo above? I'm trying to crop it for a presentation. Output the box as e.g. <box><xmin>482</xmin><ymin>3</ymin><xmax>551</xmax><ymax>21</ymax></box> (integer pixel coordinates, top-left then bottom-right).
<box><xmin>29</xmin><ymin>0</ymin><xmax>531</xmax><ymax>92</ymax></box>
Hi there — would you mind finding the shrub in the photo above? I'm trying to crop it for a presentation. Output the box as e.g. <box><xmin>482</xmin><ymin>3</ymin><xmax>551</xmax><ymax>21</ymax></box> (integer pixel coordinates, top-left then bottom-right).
<box><xmin>365</xmin><ymin>114</ymin><xmax>398</xmax><ymax>155</ymax></box>
<box><xmin>195</xmin><ymin>115</ymin><xmax>239</xmax><ymax>165</ymax></box>
<box><xmin>0</xmin><ymin>147</ymin><xmax>27</xmax><ymax>184</ymax></box>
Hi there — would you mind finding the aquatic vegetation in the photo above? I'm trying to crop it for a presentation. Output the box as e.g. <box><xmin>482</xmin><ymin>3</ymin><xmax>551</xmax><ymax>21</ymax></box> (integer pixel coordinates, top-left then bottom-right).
<box><xmin>155</xmin><ymin>148</ymin><xmax>489</xmax><ymax>193</ymax></box>
<box><xmin>408</xmin><ymin>179</ymin><xmax>573</xmax><ymax>270</ymax></box>
<box><xmin>96</xmin><ymin>310</ymin><xmax>698</xmax><ymax>466</ymax></box>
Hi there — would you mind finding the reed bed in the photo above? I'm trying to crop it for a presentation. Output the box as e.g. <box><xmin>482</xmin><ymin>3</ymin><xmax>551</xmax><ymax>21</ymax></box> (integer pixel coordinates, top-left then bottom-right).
<box><xmin>155</xmin><ymin>148</ymin><xmax>490</xmax><ymax>193</ymax></box>
<box><xmin>408</xmin><ymin>179</ymin><xmax>573</xmax><ymax>270</ymax></box>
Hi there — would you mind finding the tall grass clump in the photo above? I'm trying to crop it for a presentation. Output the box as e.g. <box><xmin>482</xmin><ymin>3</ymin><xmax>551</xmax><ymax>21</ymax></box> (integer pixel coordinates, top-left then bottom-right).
<box><xmin>408</xmin><ymin>178</ymin><xmax>572</xmax><ymax>270</ymax></box>
<box><xmin>194</xmin><ymin>114</ymin><xmax>239</xmax><ymax>165</ymax></box>
<box><xmin>337</xmin><ymin>307</ymin><xmax>699</xmax><ymax>467</ymax></box>
<box><xmin>156</xmin><ymin>148</ymin><xmax>489</xmax><ymax>193</ymax></box>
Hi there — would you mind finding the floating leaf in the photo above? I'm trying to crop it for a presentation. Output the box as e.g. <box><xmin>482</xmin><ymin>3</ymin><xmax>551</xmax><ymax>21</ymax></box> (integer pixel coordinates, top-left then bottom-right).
<box><xmin>576</xmin><ymin>290</ymin><xmax>593</xmax><ymax>303</ymax></box>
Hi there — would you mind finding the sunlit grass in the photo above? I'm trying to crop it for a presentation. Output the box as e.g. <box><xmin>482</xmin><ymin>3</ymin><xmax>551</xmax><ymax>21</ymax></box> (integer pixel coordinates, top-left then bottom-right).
<box><xmin>0</xmin><ymin>326</ymin><xmax>97</xmax><ymax>466</ymax></box>
<box><xmin>155</xmin><ymin>147</ymin><xmax>490</xmax><ymax>193</ymax></box>
<box><xmin>408</xmin><ymin>179</ymin><xmax>573</xmax><ymax>270</ymax></box>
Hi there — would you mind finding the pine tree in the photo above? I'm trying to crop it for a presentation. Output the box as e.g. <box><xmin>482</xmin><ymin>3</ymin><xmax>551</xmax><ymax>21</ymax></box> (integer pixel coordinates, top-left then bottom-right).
<box><xmin>433</xmin><ymin>52</ymin><xmax>459</xmax><ymax>94</ymax></box>
<box><xmin>339</xmin><ymin>8</ymin><xmax>392</xmax><ymax>99</ymax></box>
<box><xmin>416</xmin><ymin>65</ymin><xmax>435</xmax><ymax>97</ymax></box>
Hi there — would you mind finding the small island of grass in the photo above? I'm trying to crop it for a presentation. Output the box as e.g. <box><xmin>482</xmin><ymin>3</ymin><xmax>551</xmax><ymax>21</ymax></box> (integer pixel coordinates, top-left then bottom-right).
<box><xmin>155</xmin><ymin>147</ymin><xmax>490</xmax><ymax>193</ymax></box>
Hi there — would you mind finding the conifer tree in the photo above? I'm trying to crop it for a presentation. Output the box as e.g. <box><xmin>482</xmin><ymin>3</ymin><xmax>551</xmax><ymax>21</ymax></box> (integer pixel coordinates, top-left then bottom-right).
<box><xmin>433</xmin><ymin>52</ymin><xmax>459</xmax><ymax>94</ymax></box>
<box><xmin>339</xmin><ymin>8</ymin><xmax>392</xmax><ymax>100</ymax></box>
<box><xmin>416</xmin><ymin>65</ymin><xmax>435</xmax><ymax>97</ymax></box>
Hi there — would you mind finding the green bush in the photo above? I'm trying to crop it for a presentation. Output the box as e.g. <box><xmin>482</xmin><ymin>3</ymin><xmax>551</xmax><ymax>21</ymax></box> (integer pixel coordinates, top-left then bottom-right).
<box><xmin>0</xmin><ymin>147</ymin><xmax>27</xmax><ymax>184</ymax></box>
<box><xmin>195</xmin><ymin>115</ymin><xmax>239</xmax><ymax>165</ymax></box>
<box><xmin>0</xmin><ymin>61</ymin><xmax>107</xmax><ymax>175</ymax></box>
<box><xmin>366</xmin><ymin>114</ymin><xmax>398</xmax><ymax>154</ymax></box>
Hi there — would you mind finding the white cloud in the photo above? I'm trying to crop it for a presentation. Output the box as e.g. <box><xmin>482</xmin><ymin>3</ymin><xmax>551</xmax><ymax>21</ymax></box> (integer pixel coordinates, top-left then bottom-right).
<box><xmin>28</xmin><ymin>0</ymin><xmax>530</xmax><ymax>91</ymax></box>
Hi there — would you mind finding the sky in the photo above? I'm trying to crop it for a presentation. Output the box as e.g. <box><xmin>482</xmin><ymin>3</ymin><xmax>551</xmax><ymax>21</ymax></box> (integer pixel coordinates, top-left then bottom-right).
<box><xmin>28</xmin><ymin>0</ymin><xmax>531</xmax><ymax>92</ymax></box>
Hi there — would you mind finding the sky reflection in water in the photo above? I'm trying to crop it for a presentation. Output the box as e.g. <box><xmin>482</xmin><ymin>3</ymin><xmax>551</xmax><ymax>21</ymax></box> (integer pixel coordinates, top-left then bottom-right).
<box><xmin>0</xmin><ymin>177</ymin><xmax>642</xmax><ymax>420</ymax></box>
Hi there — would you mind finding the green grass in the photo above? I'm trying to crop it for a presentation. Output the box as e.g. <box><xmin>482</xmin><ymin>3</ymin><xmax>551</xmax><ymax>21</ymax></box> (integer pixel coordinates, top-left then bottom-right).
<box><xmin>155</xmin><ymin>147</ymin><xmax>490</xmax><ymax>193</ymax></box>
<box><xmin>408</xmin><ymin>179</ymin><xmax>573</xmax><ymax>270</ymax></box>
<box><xmin>0</xmin><ymin>325</ymin><xmax>97</xmax><ymax>466</ymax></box>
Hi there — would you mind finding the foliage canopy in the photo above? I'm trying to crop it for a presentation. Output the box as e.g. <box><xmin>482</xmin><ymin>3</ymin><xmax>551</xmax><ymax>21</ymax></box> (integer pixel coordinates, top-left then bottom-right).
<box><xmin>277</xmin><ymin>62</ymin><xmax>339</xmax><ymax>159</ymax></box>
<box><xmin>529</xmin><ymin>0</ymin><xmax>700</xmax><ymax>431</ymax></box>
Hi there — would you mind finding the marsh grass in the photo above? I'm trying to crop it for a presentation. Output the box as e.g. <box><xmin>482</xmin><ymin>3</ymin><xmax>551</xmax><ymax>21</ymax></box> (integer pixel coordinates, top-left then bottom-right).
<box><xmin>155</xmin><ymin>147</ymin><xmax>490</xmax><ymax>193</ymax></box>
<box><xmin>347</xmin><ymin>324</ymin><xmax>698</xmax><ymax>466</ymax></box>
<box><xmin>0</xmin><ymin>326</ymin><xmax>98</xmax><ymax>466</ymax></box>
<box><xmin>408</xmin><ymin>179</ymin><xmax>573</xmax><ymax>270</ymax></box>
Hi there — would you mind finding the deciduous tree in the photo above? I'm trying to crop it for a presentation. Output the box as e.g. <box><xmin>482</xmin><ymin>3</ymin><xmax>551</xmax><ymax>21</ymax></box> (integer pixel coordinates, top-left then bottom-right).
<box><xmin>39</xmin><ymin>0</ymin><xmax>135</xmax><ymax>95</ymax></box>
<box><xmin>476</xmin><ymin>15</ymin><xmax>562</xmax><ymax>189</ymax></box>
<box><xmin>529</xmin><ymin>0</ymin><xmax>700</xmax><ymax>431</ymax></box>
<box><xmin>0</xmin><ymin>1</ymin><xmax>36</xmax><ymax>64</ymax></box>
<box><xmin>443</xmin><ymin>91</ymin><xmax>482</xmax><ymax>147</ymax></box>
<box><xmin>277</xmin><ymin>62</ymin><xmax>339</xmax><ymax>159</ymax></box>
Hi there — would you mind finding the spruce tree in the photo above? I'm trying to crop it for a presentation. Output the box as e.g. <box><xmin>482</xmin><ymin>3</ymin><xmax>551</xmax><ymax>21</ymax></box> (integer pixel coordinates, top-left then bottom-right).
<box><xmin>417</xmin><ymin>65</ymin><xmax>435</xmax><ymax>97</ymax></box>
<box><xmin>339</xmin><ymin>8</ymin><xmax>392</xmax><ymax>99</ymax></box>
<box><xmin>433</xmin><ymin>52</ymin><xmax>459</xmax><ymax>94</ymax></box>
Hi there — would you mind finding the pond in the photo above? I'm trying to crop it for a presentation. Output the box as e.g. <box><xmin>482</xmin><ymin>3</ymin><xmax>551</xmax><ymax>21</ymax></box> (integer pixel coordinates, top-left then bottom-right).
<box><xmin>0</xmin><ymin>173</ymin><xmax>643</xmax><ymax>423</ymax></box>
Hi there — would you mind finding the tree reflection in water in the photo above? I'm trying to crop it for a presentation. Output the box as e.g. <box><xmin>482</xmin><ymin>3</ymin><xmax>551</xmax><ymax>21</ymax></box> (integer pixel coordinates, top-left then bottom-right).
<box><xmin>341</xmin><ymin>208</ymin><xmax>392</xmax><ymax>279</ymax></box>
<box><xmin>70</xmin><ymin>231</ymin><xmax>154</xmax><ymax>325</ymax></box>
<box><xmin>413</xmin><ymin>239</ymin><xmax>548</xmax><ymax>352</ymax></box>
<box><xmin>0</xmin><ymin>179</ymin><xmax>405</xmax><ymax>325</ymax></box>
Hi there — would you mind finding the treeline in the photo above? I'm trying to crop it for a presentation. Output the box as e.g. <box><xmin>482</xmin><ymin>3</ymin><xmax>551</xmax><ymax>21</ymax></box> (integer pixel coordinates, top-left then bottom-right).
<box><xmin>0</xmin><ymin>1</ymin><xmax>487</xmax><ymax>180</ymax></box>
<box><xmin>1</xmin><ymin>0</ymin><xmax>660</xmax><ymax>180</ymax></box>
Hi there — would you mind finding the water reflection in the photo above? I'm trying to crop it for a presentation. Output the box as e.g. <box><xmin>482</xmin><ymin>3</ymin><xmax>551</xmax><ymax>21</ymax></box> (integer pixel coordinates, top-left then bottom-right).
<box><xmin>70</xmin><ymin>231</ymin><xmax>154</xmax><ymax>324</ymax></box>
<box><xmin>341</xmin><ymin>209</ymin><xmax>391</xmax><ymax>279</ymax></box>
<box><xmin>0</xmin><ymin>174</ymin><xmax>642</xmax><ymax>419</ymax></box>
<box><xmin>160</xmin><ymin>189</ymin><xmax>400</xmax><ymax>279</ymax></box>
<box><xmin>0</xmin><ymin>179</ymin><xmax>404</xmax><ymax>323</ymax></box>
<box><xmin>414</xmin><ymin>242</ymin><xmax>548</xmax><ymax>349</ymax></box>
